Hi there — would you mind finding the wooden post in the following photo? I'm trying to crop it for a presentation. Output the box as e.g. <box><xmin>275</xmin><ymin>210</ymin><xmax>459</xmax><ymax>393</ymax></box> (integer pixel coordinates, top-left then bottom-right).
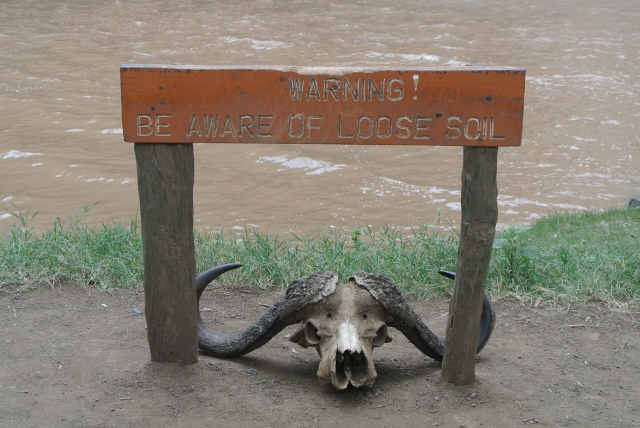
<box><xmin>134</xmin><ymin>143</ymin><xmax>198</xmax><ymax>364</ymax></box>
<box><xmin>441</xmin><ymin>146</ymin><xmax>499</xmax><ymax>385</ymax></box>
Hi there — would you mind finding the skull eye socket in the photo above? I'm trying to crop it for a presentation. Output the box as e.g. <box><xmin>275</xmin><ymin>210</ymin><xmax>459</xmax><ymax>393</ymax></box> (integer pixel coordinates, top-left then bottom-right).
<box><xmin>303</xmin><ymin>321</ymin><xmax>321</xmax><ymax>345</ymax></box>
<box><xmin>373</xmin><ymin>325</ymin><xmax>389</xmax><ymax>347</ymax></box>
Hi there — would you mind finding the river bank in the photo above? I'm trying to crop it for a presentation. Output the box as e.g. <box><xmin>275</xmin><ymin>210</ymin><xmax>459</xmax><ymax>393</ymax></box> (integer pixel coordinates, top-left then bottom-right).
<box><xmin>1</xmin><ymin>207</ymin><xmax>638</xmax><ymax>307</ymax></box>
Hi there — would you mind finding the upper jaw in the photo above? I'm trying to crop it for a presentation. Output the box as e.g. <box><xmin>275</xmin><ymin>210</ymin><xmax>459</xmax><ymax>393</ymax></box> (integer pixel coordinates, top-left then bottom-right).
<box><xmin>316</xmin><ymin>337</ymin><xmax>378</xmax><ymax>389</ymax></box>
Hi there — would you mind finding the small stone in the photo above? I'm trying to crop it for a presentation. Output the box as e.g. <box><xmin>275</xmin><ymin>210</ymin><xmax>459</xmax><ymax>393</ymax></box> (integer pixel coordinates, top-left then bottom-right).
<box><xmin>246</xmin><ymin>368</ymin><xmax>258</xmax><ymax>375</ymax></box>
<box><xmin>470</xmin><ymin>392</ymin><xmax>478</xmax><ymax>398</ymax></box>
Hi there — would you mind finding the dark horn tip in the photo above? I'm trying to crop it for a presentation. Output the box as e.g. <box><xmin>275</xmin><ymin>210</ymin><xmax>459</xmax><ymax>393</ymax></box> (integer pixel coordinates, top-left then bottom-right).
<box><xmin>196</xmin><ymin>263</ymin><xmax>242</xmax><ymax>291</ymax></box>
<box><xmin>438</xmin><ymin>270</ymin><xmax>456</xmax><ymax>280</ymax></box>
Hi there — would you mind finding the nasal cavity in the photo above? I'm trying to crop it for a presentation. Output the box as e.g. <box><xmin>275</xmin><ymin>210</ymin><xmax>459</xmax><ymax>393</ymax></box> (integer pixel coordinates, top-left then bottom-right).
<box><xmin>336</xmin><ymin>350</ymin><xmax>368</xmax><ymax>384</ymax></box>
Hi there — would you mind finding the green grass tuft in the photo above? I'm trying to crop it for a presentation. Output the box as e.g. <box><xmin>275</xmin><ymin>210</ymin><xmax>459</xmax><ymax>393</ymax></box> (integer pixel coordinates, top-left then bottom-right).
<box><xmin>488</xmin><ymin>209</ymin><xmax>640</xmax><ymax>306</ymax></box>
<box><xmin>195</xmin><ymin>222</ymin><xmax>459</xmax><ymax>297</ymax></box>
<box><xmin>0</xmin><ymin>206</ymin><xmax>142</xmax><ymax>289</ymax></box>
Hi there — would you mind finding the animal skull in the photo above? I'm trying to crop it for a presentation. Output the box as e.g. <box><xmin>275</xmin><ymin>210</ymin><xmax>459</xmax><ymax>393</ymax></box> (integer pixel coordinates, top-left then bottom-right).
<box><xmin>289</xmin><ymin>279</ymin><xmax>391</xmax><ymax>389</ymax></box>
<box><xmin>196</xmin><ymin>264</ymin><xmax>495</xmax><ymax>390</ymax></box>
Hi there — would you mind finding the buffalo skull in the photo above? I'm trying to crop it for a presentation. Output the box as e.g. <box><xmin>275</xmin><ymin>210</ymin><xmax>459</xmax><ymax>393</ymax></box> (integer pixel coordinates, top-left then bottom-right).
<box><xmin>197</xmin><ymin>264</ymin><xmax>495</xmax><ymax>390</ymax></box>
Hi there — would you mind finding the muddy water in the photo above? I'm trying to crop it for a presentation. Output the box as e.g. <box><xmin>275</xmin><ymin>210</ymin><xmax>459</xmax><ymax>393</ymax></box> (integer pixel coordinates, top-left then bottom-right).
<box><xmin>1</xmin><ymin>0</ymin><xmax>638</xmax><ymax>235</ymax></box>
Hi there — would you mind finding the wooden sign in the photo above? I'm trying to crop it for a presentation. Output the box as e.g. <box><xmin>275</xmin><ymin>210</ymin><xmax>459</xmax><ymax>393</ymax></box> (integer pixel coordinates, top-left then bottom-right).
<box><xmin>121</xmin><ymin>65</ymin><xmax>525</xmax><ymax>146</ymax></box>
<box><xmin>124</xmin><ymin>63</ymin><xmax>525</xmax><ymax>381</ymax></box>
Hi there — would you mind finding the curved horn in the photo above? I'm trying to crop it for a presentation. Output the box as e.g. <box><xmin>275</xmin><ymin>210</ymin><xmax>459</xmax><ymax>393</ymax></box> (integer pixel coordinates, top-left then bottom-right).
<box><xmin>196</xmin><ymin>264</ymin><xmax>243</xmax><ymax>300</ymax></box>
<box><xmin>351</xmin><ymin>272</ymin><xmax>495</xmax><ymax>362</ymax></box>
<box><xmin>438</xmin><ymin>270</ymin><xmax>495</xmax><ymax>354</ymax></box>
<box><xmin>197</xmin><ymin>266</ymin><xmax>339</xmax><ymax>358</ymax></box>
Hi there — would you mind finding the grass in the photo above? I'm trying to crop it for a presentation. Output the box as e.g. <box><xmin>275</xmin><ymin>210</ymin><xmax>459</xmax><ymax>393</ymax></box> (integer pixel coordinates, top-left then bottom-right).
<box><xmin>0</xmin><ymin>206</ymin><xmax>143</xmax><ymax>290</ymax></box>
<box><xmin>195</xmin><ymin>221</ymin><xmax>459</xmax><ymax>297</ymax></box>
<box><xmin>1</xmin><ymin>206</ymin><xmax>638</xmax><ymax>307</ymax></box>
<box><xmin>489</xmin><ymin>209</ymin><xmax>640</xmax><ymax>307</ymax></box>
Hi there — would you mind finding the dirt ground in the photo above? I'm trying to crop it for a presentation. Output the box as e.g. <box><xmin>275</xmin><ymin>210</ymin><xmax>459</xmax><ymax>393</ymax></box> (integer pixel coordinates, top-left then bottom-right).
<box><xmin>1</xmin><ymin>283</ymin><xmax>638</xmax><ymax>428</ymax></box>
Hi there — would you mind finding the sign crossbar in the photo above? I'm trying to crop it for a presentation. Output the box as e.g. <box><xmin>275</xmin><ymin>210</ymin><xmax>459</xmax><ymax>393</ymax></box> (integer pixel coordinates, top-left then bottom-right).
<box><xmin>121</xmin><ymin>65</ymin><xmax>524</xmax><ymax>146</ymax></box>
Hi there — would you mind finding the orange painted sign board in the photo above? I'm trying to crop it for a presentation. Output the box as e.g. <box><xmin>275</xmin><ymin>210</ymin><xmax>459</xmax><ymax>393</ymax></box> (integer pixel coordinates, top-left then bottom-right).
<box><xmin>121</xmin><ymin>65</ymin><xmax>525</xmax><ymax>146</ymax></box>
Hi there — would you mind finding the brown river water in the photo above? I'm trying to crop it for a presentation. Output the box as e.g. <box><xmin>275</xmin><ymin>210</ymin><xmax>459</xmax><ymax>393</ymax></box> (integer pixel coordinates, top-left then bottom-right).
<box><xmin>1</xmin><ymin>0</ymin><xmax>638</xmax><ymax>236</ymax></box>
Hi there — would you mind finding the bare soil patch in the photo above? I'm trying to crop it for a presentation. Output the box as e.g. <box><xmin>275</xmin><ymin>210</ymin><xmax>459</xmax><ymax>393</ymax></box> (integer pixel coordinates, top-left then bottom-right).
<box><xmin>1</xmin><ymin>284</ymin><xmax>638</xmax><ymax>427</ymax></box>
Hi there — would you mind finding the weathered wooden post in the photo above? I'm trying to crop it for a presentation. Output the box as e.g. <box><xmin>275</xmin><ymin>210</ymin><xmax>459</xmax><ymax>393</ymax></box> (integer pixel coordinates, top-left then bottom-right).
<box><xmin>441</xmin><ymin>146</ymin><xmax>498</xmax><ymax>384</ymax></box>
<box><xmin>120</xmin><ymin>65</ymin><xmax>524</xmax><ymax>377</ymax></box>
<box><xmin>135</xmin><ymin>143</ymin><xmax>198</xmax><ymax>363</ymax></box>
